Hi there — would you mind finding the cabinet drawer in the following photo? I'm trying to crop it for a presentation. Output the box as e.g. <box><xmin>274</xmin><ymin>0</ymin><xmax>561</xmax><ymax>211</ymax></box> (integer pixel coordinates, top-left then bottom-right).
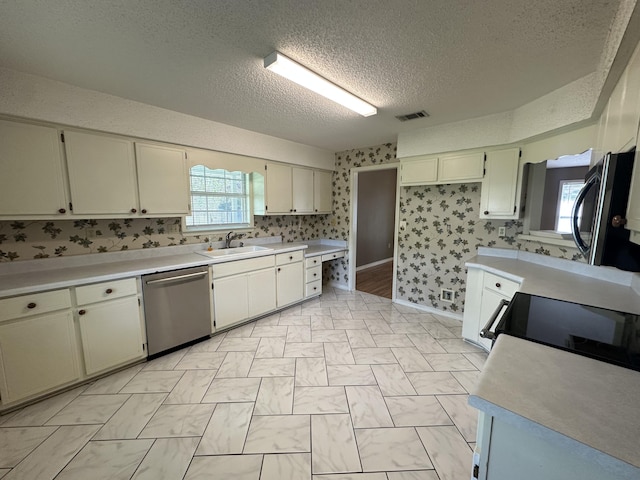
<box><xmin>306</xmin><ymin>265</ymin><xmax>322</xmax><ymax>283</ymax></box>
<box><xmin>484</xmin><ymin>272</ymin><xmax>519</xmax><ymax>297</ymax></box>
<box><xmin>305</xmin><ymin>256</ymin><xmax>322</xmax><ymax>268</ymax></box>
<box><xmin>212</xmin><ymin>255</ymin><xmax>275</xmax><ymax>278</ymax></box>
<box><xmin>0</xmin><ymin>289</ymin><xmax>71</xmax><ymax>322</ymax></box>
<box><xmin>75</xmin><ymin>278</ymin><xmax>138</xmax><ymax>305</ymax></box>
<box><xmin>276</xmin><ymin>250</ymin><xmax>304</xmax><ymax>266</ymax></box>
<box><xmin>305</xmin><ymin>280</ymin><xmax>322</xmax><ymax>298</ymax></box>
<box><xmin>322</xmin><ymin>251</ymin><xmax>345</xmax><ymax>262</ymax></box>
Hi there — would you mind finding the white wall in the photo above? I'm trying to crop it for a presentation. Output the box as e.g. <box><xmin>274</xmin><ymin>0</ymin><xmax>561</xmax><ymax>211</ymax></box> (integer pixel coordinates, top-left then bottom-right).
<box><xmin>0</xmin><ymin>67</ymin><xmax>335</xmax><ymax>171</ymax></box>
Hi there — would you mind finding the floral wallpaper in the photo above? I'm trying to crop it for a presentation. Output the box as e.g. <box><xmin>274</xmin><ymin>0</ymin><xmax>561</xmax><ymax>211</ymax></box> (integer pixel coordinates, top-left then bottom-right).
<box><xmin>0</xmin><ymin>215</ymin><xmax>331</xmax><ymax>262</ymax></box>
<box><xmin>0</xmin><ymin>141</ymin><xmax>585</xmax><ymax>315</ymax></box>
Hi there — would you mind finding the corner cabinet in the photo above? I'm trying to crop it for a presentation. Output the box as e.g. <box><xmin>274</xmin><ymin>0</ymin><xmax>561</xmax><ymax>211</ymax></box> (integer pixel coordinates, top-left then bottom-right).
<box><xmin>0</xmin><ymin>120</ymin><xmax>68</xmax><ymax>216</ymax></box>
<box><xmin>480</xmin><ymin>148</ymin><xmax>522</xmax><ymax>219</ymax></box>
<box><xmin>400</xmin><ymin>152</ymin><xmax>484</xmax><ymax>186</ymax></box>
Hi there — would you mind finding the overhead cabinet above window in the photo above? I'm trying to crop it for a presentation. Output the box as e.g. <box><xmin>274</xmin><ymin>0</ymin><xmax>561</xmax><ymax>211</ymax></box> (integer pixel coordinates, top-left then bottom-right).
<box><xmin>399</xmin><ymin>152</ymin><xmax>484</xmax><ymax>186</ymax></box>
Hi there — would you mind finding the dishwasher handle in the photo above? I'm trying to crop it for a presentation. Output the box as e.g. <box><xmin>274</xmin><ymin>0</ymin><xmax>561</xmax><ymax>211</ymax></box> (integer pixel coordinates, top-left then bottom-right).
<box><xmin>145</xmin><ymin>271</ymin><xmax>207</xmax><ymax>285</ymax></box>
<box><xmin>479</xmin><ymin>299</ymin><xmax>510</xmax><ymax>340</ymax></box>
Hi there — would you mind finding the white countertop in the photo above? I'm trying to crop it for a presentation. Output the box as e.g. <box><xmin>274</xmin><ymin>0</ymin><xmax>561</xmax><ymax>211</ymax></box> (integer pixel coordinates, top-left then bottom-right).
<box><xmin>466</xmin><ymin>251</ymin><xmax>640</xmax><ymax>315</ymax></box>
<box><xmin>0</xmin><ymin>240</ymin><xmax>347</xmax><ymax>298</ymax></box>
<box><xmin>469</xmin><ymin>335</ymin><xmax>640</xmax><ymax>478</ymax></box>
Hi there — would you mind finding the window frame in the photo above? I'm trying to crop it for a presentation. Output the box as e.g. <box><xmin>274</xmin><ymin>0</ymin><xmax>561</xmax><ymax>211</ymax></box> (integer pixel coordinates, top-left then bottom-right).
<box><xmin>555</xmin><ymin>179</ymin><xmax>584</xmax><ymax>234</ymax></box>
<box><xmin>182</xmin><ymin>165</ymin><xmax>254</xmax><ymax>235</ymax></box>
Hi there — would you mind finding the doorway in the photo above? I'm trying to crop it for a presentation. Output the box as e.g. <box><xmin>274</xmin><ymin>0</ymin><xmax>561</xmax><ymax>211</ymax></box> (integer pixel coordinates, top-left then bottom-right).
<box><xmin>348</xmin><ymin>165</ymin><xmax>399</xmax><ymax>299</ymax></box>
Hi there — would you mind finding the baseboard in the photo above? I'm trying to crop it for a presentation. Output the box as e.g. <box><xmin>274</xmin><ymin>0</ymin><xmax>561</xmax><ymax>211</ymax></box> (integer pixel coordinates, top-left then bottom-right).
<box><xmin>356</xmin><ymin>257</ymin><xmax>393</xmax><ymax>272</ymax></box>
<box><xmin>326</xmin><ymin>280</ymin><xmax>350</xmax><ymax>291</ymax></box>
<box><xmin>393</xmin><ymin>298</ymin><xmax>463</xmax><ymax>321</ymax></box>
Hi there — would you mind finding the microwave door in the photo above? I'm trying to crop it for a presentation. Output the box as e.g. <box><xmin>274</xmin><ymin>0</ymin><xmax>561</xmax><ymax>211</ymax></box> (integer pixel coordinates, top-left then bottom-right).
<box><xmin>571</xmin><ymin>170</ymin><xmax>601</xmax><ymax>257</ymax></box>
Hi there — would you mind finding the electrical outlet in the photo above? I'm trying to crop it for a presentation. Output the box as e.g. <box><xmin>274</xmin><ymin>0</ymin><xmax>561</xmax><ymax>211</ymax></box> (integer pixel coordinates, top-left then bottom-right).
<box><xmin>498</xmin><ymin>226</ymin><xmax>506</xmax><ymax>237</ymax></box>
<box><xmin>400</xmin><ymin>220</ymin><xmax>407</xmax><ymax>230</ymax></box>
<box><xmin>167</xmin><ymin>223</ymin><xmax>180</xmax><ymax>234</ymax></box>
<box><xmin>440</xmin><ymin>289</ymin><xmax>454</xmax><ymax>303</ymax></box>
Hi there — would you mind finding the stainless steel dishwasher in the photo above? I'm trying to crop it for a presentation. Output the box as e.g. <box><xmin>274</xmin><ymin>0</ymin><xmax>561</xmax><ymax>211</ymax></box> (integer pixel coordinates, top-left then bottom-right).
<box><xmin>142</xmin><ymin>265</ymin><xmax>212</xmax><ymax>356</ymax></box>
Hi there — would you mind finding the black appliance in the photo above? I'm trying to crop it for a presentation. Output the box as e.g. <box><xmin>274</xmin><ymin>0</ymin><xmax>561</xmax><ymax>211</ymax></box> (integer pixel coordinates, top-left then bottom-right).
<box><xmin>482</xmin><ymin>292</ymin><xmax>640</xmax><ymax>372</ymax></box>
<box><xmin>571</xmin><ymin>149</ymin><xmax>640</xmax><ymax>272</ymax></box>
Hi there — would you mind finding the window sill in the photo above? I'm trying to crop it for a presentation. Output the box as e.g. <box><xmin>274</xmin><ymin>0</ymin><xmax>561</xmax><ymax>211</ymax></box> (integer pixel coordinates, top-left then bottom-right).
<box><xmin>181</xmin><ymin>224</ymin><xmax>255</xmax><ymax>237</ymax></box>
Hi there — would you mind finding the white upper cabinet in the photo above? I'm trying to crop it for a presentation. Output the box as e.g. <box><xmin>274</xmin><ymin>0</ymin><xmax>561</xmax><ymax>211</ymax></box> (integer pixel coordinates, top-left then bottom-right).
<box><xmin>135</xmin><ymin>143</ymin><xmax>189</xmax><ymax>215</ymax></box>
<box><xmin>292</xmin><ymin>167</ymin><xmax>314</xmax><ymax>214</ymax></box>
<box><xmin>439</xmin><ymin>152</ymin><xmax>484</xmax><ymax>183</ymax></box>
<box><xmin>65</xmin><ymin>131</ymin><xmax>139</xmax><ymax>215</ymax></box>
<box><xmin>400</xmin><ymin>152</ymin><xmax>484</xmax><ymax>186</ymax></box>
<box><xmin>265</xmin><ymin>163</ymin><xmax>293</xmax><ymax>214</ymax></box>
<box><xmin>0</xmin><ymin>121</ymin><xmax>68</xmax><ymax>216</ymax></box>
<box><xmin>313</xmin><ymin>170</ymin><xmax>333</xmax><ymax>213</ymax></box>
<box><xmin>480</xmin><ymin>148</ymin><xmax>521</xmax><ymax>219</ymax></box>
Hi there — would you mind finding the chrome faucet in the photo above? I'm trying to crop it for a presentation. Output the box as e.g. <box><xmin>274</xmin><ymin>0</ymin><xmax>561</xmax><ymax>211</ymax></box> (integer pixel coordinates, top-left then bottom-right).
<box><xmin>225</xmin><ymin>231</ymin><xmax>243</xmax><ymax>248</ymax></box>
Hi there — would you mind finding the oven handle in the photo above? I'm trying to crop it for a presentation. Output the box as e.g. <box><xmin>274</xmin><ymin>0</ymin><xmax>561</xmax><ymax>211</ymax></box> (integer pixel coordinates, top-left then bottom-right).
<box><xmin>479</xmin><ymin>299</ymin><xmax>510</xmax><ymax>340</ymax></box>
<box><xmin>145</xmin><ymin>271</ymin><xmax>207</xmax><ymax>285</ymax></box>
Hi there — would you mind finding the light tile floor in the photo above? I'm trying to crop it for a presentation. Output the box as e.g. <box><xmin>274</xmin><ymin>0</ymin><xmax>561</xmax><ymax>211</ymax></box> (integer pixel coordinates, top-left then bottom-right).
<box><xmin>0</xmin><ymin>289</ymin><xmax>487</xmax><ymax>480</ymax></box>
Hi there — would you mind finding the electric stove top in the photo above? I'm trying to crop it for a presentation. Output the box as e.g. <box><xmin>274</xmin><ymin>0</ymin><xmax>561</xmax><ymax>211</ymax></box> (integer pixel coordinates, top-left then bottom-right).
<box><xmin>495</xmin><ymin>292</ymin><xmax>640</xmax><ymax>372</ymax></box>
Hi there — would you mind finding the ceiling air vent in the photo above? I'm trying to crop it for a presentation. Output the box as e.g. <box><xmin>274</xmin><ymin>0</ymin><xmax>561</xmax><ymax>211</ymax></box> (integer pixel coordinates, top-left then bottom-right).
<box><xmin>395</xmin><ymin>110</ymin><xmax>430</xmax><ymax>122</ymax></box>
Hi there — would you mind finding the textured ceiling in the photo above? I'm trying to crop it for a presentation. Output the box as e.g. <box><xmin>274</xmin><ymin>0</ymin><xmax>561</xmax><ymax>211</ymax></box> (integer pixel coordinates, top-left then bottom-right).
<box><xmin>0</xmin><ymin>0</ymin><xmax>625</xmax><ymax>151</ymax></box>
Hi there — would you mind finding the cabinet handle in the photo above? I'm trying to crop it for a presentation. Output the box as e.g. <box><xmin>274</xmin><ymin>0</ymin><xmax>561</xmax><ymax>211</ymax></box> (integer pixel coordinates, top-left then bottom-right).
<box><xmin>105</xmin><ymin>288</ymin><xmax>113</xmax><ymax>294</ymax></box>
<box><xmin>141</xmin><ymin>209</ymin><xmax>147</xmax><ymax>214</ymax></box>
<box><xmin>289</xmin><ymin>255</ymin><xmax>293</xmax><ymax>260</ymax></box>
<box><xmin>131</xmin><ymin>208</ymin><xmax>137</xmax><ymax>213</ymax></box>
<box><xmin>495</xmin><ymin>283</ymin><xmax>501</xmax><ymax>288</ymax></box>
<box><xmin>277</xmin><ymin>268</ymin><xmax>281</xmax><ymax>272</ymax></box>
<box><xmin>58</xmin><ymin>208</ymin><xmax>66</xmax><ymax>214</ymax></box>
<box><xmin>78</xmin><ymin>309</ymin><xmax>86</xmax><ymax>315</ymax></box>
<box><xmin>313</xmin><ymin>273</ymin><xmax>317</xmax><ymax>277</ymax></box>
<box><xmin>27</xmin><ymin>302</ymin><xmax>37</xmax><ymax>309</ymax></box>
<box><xmin>313</xmin><ymin>287</ymin><xmax>317</xmax><ymax>290</ymax></box>
<box><xmin>315</xmin><ymin>209</ymin><xmax>318</xmax><ymax>212</ymax></box>
<box><xmin>314</xmin><ymin>260</ymin><xmax>317</xmax><ymax>264</ymax></box>
<box><xmin>484</xmin><ymin>210</ymin><xmax>489</xmax><ymax>215</ymax></box>
<box><xmin>293</xmin><ymin>209</ymin><xmax>297</xmax><ymax>212</ymax></box>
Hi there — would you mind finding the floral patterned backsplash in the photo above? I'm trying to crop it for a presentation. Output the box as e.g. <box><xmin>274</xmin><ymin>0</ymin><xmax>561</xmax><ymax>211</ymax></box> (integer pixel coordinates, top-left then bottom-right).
<box><xmin>0</xmin><ymin>215</ymin><xmax>330</xmax><ymax>262</ymax></box>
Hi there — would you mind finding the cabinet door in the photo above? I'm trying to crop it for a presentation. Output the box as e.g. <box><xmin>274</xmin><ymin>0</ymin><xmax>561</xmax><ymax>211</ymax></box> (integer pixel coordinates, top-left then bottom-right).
<box><xmin>478</xmin><ymin>288</ymin><xmax>511</xmax><ymax>351</ymax></box>
<box><xmin>480</xmin><ymin>148</ymin><xmax>520</xmax><ymax>219</ymax></box>
<box><xmin>314</xmin><ymin>170</ymin><xmax>333</xmax><ymax>213</ymax></box>
<box><xmin>400</xmin><ymin>157</ymin><xmax>438</xmax><ymax>185</ymax></box>
<box><xmin>439</xmin><ymin>152</ymin><xmax>484</xmax><ymax>183</ymax></box>
<box><xmin>461</xmin><ymin>268</ymin><xmax>484</xmax><ymax>344</ymax></box>
<box><xmin>77</xmin><ymin>296</ymin><xmax>144</xmax><ymax>375</ymax></box>
<box><xmin>292</xmin><ymin>167</ymin><xmax>314</xmax><ymax>214</ymax></box>
<box><xmin>265</xmin><ymin>163</ymin><xmax>292</xmax><ymax>214</ymax></box>
<box><xmin>0</xmin><ymin>311</ymin><xmax>80</xmax><ymax>404</ymax></box>
<box><xmin>0</xmin><ymin>120</ymin><xmax>67</xmax><ymax>216</ymax></box>
<box><xmin>213</xmin><ymin>275</ymin><xmax>249</xmax><ymax>329</ymax></box>
<box><xmin>135</xmin><ymin>143</ymin><xmax>190</xmax><ymax>215</ymax></box>
<box><xmin>247</xmin><ymin>268</ymin><xmax>276</xmax><ymax>318</ymax></box>
<box><xmin>276</xmin><ymin>262</ymin><xmax>304</xmax><ymax>307</ymax></box>
<box><xmin>65</xmin><ymin>131</ymin><xmax>138</xmax><ymax>215</ymax></box>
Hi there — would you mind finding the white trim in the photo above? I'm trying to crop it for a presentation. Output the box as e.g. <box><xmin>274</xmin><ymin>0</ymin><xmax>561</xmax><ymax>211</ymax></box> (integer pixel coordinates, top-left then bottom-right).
<box><xmin>393</xmin><ymin>298</ymin><xmax>464</xmax><ymax>321</ymax></box>
<box><xmin>356</xmin><ymin>257</ymin><xmax>393</xmax><ymax>272</ymax></box>
<box><xmin>348</xmin><ymin>163</ymin><xmax>400</xmax><ymax>301</ymax></box>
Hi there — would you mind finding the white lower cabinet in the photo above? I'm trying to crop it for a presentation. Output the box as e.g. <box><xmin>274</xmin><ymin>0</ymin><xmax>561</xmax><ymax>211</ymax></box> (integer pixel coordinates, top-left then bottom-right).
<box><xmin>247</xmin><ymin>269</ymin><xmax>277</xmax><ymax>318</ymax></box>
<box><xmin>0</xmin><ymin>310</ymin><xmax>80</xmax><ymax>405</ymax></box>
<box><xmin>462</xmin><ymin>268</ymin><xmax>520</xmax><ymax>351</ymax></box>
<box><xmin>77</xmin><ymin>296</ymin><xmax>144</xmax><ymax>375</ymax></box>
<box><xmin>213</xmin><ymin>274</ymin><xmax>250</xmax><ymax>330</ymax></box>
<box><xmin>276</xmin><ymin>251</ymin><xmax>304</xmax><ymax>307</ymax></box>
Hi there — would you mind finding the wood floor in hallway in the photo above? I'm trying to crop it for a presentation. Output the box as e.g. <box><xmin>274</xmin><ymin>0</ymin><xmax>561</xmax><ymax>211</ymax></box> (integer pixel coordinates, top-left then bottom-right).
<box><xmin>356</xmin><ymin>260</ymin><xmax>393</xmax><ymax>298</ymax></box>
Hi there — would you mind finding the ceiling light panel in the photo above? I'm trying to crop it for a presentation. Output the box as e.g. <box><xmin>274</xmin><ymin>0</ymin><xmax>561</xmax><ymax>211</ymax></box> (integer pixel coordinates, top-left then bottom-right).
<box><xmin>264</xmin><ymin>51</ymin><xmax>377</xmax><ymax>117</ymax></box>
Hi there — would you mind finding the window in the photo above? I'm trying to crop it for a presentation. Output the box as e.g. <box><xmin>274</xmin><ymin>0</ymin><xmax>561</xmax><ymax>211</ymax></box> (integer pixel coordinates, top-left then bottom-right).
<box><xmin>185</xmin><ymin>165</ymin><xmax>251</xmax><ymax>231</ymax></box>
<box><xmin>555</xmin><ymin>180</ymin><xmax>584</xmax><ymax>233</ymax></box>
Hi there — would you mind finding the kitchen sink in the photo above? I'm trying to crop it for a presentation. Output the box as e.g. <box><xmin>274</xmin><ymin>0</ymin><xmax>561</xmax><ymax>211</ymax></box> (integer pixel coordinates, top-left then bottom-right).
<box><xmin>198</xmin><ymin>245</ymin><xmax>273</xmax><ymax>258</ymax></box>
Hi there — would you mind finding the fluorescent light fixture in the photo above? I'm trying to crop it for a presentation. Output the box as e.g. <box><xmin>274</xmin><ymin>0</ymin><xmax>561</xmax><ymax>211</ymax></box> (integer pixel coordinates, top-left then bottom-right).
<box><xmin>264</xmin><ymin>51</ymin><xmax>377</xmax><ymax>117</ymax></box>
